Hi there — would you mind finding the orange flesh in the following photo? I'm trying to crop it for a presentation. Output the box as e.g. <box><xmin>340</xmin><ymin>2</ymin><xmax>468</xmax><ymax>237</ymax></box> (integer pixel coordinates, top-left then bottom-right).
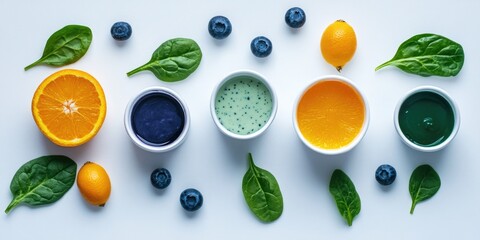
<box><xmin>32</xmin><ymin>70</ymin><xmax>106</xmax><ymax>147</ymax></box>
<box><xmin>296</xmin><ymin>80</ymin><xmax>365</xmax><ymax>149</ymax></box>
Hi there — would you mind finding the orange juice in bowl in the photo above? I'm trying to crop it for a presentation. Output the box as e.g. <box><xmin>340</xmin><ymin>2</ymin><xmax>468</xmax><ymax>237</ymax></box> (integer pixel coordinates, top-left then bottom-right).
<box><xmin>294</xmin><ymin>75</ymin><xmax>369</xmax><ymax>155</ymax></box>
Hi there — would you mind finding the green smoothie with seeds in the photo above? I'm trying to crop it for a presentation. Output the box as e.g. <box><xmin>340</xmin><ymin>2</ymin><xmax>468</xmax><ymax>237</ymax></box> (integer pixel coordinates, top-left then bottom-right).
<box><xmin>214</xmin><ymin>76</ymin><xmax>273</xmax><ymax>135</ymax></box>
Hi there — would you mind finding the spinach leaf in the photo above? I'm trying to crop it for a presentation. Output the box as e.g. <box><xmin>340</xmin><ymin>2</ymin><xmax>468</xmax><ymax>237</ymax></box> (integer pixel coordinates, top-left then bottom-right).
<box><xmin>25</xmin><ymin>25</ymin><xmax>92</xmax><ymax>70</ymax></box>
<box><xmin>375</xmin><ymin>33</ymin><xmax>464</xmax><ymax>77</ymax></box>
<box><xmin>242</xmin><ymin>153</ymin><xmax>283</xmax><ymax>222</ymax></box>
<box><xmin>127</xmin><ymin>38</ymin><xmax>202</xmax><ymax>82</ymax></box>
<box><xmin>409</xmin><ymin>164</ymin><xmax>441</xmax><ymax>214</ymax></box>
<box><xmin>5</xmin><ymin>155</ymin><xmax>77</xmax><ymax>214</ymax></box>
<box><xmin>329</xmin><ymin>169</ymin><xmax>361</xmax><ymax>226</ymax></box>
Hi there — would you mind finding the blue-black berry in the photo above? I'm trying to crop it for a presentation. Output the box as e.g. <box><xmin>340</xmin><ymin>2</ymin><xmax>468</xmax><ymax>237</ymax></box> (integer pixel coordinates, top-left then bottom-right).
<box><xmin>208</xmin><ymin>16</ymin><xmax>232</xmax><ymax>39</ymax></box>
<box><xmin>111</xmin><ymin>21</ymin><xmax>132</xmax><ymax>41</ymax></box>
<box><xmin>375</xmin><ymin>164</ymin><xmax>397</xmax><ymax>186</ymax></box>
<box><xmin>250</xmin><ymin>36</ymin><xmax>272</xmax><ymax>58</ymax></box>
<box><xmin>285</xmin><ymin>7</ymin><xmax>306</xmax><ymax>28</ymax></box>
<box><xmin>180</xmin><ymin>188</ymin><xmax>203</xmax><ymax>211</ymax></box>
<box><xmin>150</xmin><ymin>168</ymin><xmax>171</xmax><ymax>189</ymax></box>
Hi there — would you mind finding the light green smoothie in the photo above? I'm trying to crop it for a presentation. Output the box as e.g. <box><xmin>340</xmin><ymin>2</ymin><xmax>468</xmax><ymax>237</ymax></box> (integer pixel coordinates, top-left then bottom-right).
<box><xmin>214</xmin><ymin>76</ymin><xmax>273</xmax><ymax>135</ymax></box>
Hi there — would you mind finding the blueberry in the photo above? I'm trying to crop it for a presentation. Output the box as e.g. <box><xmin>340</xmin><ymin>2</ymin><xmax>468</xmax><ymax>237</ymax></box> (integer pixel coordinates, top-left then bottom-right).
<box><xmin>250</xmin><ymin>36</ymin><xmax>272</xmax><ymax>58</ymax></box>
<box><xmin>111</xmin><ymin>21</ymin><xmax>132</xmax><ymax>41</ymax></box>
<box><xmin>285</xmin><ymin>7</ymin><xmax>306</xmax><ymax>28</ymax></box>
<box><xmin>375</xmin><ymin>164</ymin><xmax>397</xmax><ymax>186</ymax></box>
<box><xmin>150</xmin><ymin>168</ymin><xmax>171</xmax><ymax>189</ymax></box>
<box><xmin>180</xmin><ymin>188</ymin><xmax>203</xmax><ymax>211</ymax></box>
<box><xmin>208</xmin><ymin>16</ymin><xmax>232</xmax><ymax>39</ymax></box>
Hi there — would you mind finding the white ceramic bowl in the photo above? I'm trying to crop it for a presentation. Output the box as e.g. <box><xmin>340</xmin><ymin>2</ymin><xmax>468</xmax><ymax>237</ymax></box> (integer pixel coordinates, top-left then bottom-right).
<box><xmin>124</xmin><ymin>86</ymin><xmax>190</xmax><ymax>152</ymax></box>
<box><xmin>210</xmin><ymin>70</ymin><xmax>278</xmax><ymax>140</ymax></box>
<box><xmin>293</xmin><ymin>75</ymin><xmax>370</xmax><ymax>155</ymax></box>
<box><xmin>394</xmin><ymin>86</ymin><xmax>460</xmax><ymax>152</ymax></box>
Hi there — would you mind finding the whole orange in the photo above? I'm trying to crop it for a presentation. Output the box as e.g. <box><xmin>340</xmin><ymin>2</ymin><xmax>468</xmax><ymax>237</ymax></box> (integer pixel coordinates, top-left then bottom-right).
<box><xmin>77</xmin><ymin>162</ymin><xmax>111</xmax><ymax>206</ymax></box>
<box><xmin>320</xmin><ymin>20</ymin><xmax>357</xmax><ymax>71</ymax></box>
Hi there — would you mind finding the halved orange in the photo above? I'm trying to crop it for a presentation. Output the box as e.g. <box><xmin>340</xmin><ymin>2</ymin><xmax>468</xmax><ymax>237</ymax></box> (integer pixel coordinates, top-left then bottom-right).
<box><xmin>32</xmin><ymin>69</ymin><xmax>107</xmax><ymax>147</ymax></box>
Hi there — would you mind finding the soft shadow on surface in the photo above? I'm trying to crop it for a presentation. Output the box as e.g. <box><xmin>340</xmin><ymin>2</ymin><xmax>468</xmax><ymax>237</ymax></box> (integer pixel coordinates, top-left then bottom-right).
<box><xmin>4</xmin><ymin>203</ymin><xmax>50</xmax><ymax>217</ymax></box>
<box><xmin>5</xmin><ymin>193</ymin><xmax>103</xmax><ymax>216</ymax></box>
<box><xmin>215</xmin><ymin>131</ymin><xmax>272</xmax><ymax>169</ymax></box>
<box><xmin>182</xmin><ymin>210</ymin><xmax>200</xmax><ymax>219</ymax></box>
<box><xmin>130</xmin><ymin>141</ymin><xmax>177</xmax><ymax>172</ymax></box>
<box><xmin>378</xmin><ymin>182</ymin><xmax>397</xmax><ymax>192</ymax></box>
<box><xmin>81</xmin><ymin>199</ymin><xmax>105</xmax><ymax>212</ymax></box>
<box><xmin>286</xmin><ymin>25</ymin><xmax>302</xmax><ymax>35</ymax></box>
<box><xmin>396</xmin><ymin>139</ymin><xmax>450</xmax><ymax>170</ymax></box>
<box><xmin>151</xmin><ymin>186</ymin><xmax>169</xmax><ymax>196</ymax></box>
<box><xmin>301</xmin><ymin>143</ymin><xmax>358</xmax><ymax>184</ymax></box>
<box><xmin>212</xmin><ymin>38</ymin><xmax>229</xmax><ymax>47</ymax></box>
<box><xmin>252</xmin><ymin>55</ymin><xmax>270</xmax><ymax>65</ymax></box>
<box><xmin>114</xmin><ymin>40</ymin><xmax>129</xmax><ymax>47</ymax></box>
<box><xmin>40</xmin><ymin>134</ymin><xmax>92</xmax><ymax>160</ymax></box>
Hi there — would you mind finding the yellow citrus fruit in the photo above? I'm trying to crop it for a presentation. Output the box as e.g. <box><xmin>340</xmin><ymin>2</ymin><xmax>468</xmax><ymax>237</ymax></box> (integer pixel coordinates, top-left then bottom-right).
<box><xmin>31</xmin><ymin>69</ymin><xmax>107</xmax><ymax>147</ymax></box>
<box><xmin>320</xmin><ymin>20</ymin><xmax>357</xmax><ymax>71</ymax></box>
<box><xmin>77</xmin><ymin>162</ymin><xmax>111</xmax><ymax>206</ymax></box>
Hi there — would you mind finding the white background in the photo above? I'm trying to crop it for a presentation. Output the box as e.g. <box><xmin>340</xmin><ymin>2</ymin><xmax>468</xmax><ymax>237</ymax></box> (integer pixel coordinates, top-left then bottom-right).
<box><xmin>1</xmin><ymin>0</ymin><xmax>479</xmax><ymax>238</ymax></box>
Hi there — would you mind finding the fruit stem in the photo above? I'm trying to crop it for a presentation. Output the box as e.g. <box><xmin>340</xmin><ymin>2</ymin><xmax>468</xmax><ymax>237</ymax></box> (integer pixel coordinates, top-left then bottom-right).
<box><xmin>336</xmin><ymin>66</ymin><xmax>343</xmax><ymax>72</ymax></box>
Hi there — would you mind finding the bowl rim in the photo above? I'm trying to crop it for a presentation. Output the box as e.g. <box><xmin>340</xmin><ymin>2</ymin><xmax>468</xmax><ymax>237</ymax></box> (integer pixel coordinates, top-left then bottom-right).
<box><xmin>210</xmin><ymin>69</ymin><xmax>278</xmax><ymax>140</ymax></box>
<box><xmin>124</xmin><ymin>86</ymin><xmax>190</xmax><ymax>152</ymax></box>
<box><xmin>393</xmin><ymin>85</ymin><xmax>460</xmax><ymax>152</ymax></box>
<box><xmin>293</xmin><ymin>75</ymin><xmax>370</xmax><ymax>155</ymax></box>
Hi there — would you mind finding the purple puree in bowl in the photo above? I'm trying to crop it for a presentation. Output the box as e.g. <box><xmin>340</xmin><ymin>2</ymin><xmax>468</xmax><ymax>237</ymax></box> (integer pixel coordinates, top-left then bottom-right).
<box><xmin>131</xmin><ymin>92</ymin><xmax>185</xmax><ymax>146</ymax></box>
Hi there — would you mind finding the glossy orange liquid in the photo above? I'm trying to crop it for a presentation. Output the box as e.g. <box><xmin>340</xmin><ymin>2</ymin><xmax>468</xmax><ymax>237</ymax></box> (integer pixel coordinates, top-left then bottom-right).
<box><xmin>296</xmin><ymin>80</ymin><xmax>365</xmax><ymax>149</ymax></box>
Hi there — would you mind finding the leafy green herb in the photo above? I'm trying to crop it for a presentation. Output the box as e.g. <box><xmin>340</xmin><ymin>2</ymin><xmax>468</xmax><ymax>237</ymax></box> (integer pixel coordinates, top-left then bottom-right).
<box><xmin>25</xmin><ymin>25</ymin><xmax>92</xmax><ymax>70</ymax></box>
<box><xmin>127</xmin><ymin>38</ymin><xmax>202</xmax><ymax>82</ymax></box>
<box><xmin>329</xmin><ymin>169</ymin><xmax>361</xmax><ymax>226</ymax></box>
<box><xmin>5</xmin><ymin>155</ymin><xmax>77</xmax><ymax>214</ymax></box>
<box><xmin>242</xmin><ymin>153</ymin><xmax>283</xmax><ymax>222</ymax></box>
<box><xmin>375</xmin><ymin>33</ymin><xmax>464</xmax><ymax>77</ymax></box>
<box><xmin>409</xmin><ymin>164</ymin><xmax>441</xmax><ymax>214</ymax></box>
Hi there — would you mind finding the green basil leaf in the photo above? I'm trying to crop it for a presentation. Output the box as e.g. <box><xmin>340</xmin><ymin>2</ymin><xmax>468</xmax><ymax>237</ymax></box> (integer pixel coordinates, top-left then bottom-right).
<box><xmin>242</xmin><ymin>153</ymin><xmax>283</xmax><ymax>222</ymax></box>
<box><xmin>329</xmin><ymin>169</ymin><xmax>361</xmax><ymax>226</ymax></box>
<box><xmin>409</xmin><ymin>164</ymin><xmax>441</xmax><ymax>214</ymax></box>
<box><xmin>5</xmin><ymin>155</ymin><xmax>77</xmax><ymax>214</ymax></box>
<box><xmin>25</xmin><ymin>25</ymin><xmax>92</xmax><ymax>70</ymax></box>
<box><xmin>127</xmin><ymin>38</ymin><xmax>202</xmax><ymax>82</ymax></box>
<box><xmin>375</xmin><ymin>33</ymin><xmax>464</xmax><ymax>77</ymax></box>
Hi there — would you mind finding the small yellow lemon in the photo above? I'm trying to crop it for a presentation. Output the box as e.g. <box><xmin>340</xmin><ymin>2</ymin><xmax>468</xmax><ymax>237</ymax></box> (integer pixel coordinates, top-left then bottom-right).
<box><xmin>320</xmin><ymin>20</ymin><xmax>357</xmax><ymax>71</ymax></box>
<box><xmin>77</xmin><ymin>162</ymin><xmax>111</xmax><ymax>207</ymax></box>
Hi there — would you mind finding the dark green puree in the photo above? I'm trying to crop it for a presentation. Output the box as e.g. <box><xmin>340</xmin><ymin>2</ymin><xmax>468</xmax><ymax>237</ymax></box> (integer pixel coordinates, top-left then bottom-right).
<box><xmin>398</xmin><ymin>91</ymin><xmax>455</xmax><ymax>147</ymax></box>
